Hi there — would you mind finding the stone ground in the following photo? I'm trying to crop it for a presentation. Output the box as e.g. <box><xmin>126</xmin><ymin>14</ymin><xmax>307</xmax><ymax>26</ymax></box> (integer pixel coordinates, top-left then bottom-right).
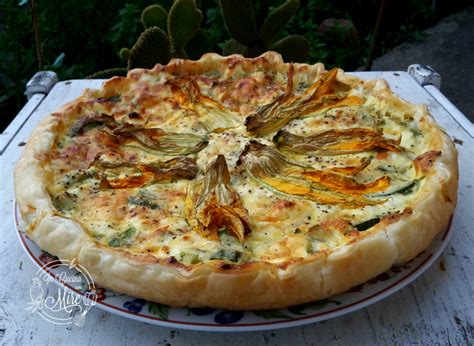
<box><xmin>368</xmin><ymin>6</ymin><xmax>474</xmax><ymax>122</ymax></box>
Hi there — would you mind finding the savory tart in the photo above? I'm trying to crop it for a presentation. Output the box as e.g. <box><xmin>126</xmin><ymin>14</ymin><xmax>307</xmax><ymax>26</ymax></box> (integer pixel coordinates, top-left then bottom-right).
<box><xmin>15</xmin><ymin>52</ymin><xmax>458</xmax><ymax>310</ymax></box>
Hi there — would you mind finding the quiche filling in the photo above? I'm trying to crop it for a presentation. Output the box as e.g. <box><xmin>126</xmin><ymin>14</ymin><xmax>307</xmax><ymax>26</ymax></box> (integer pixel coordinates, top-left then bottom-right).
<box><xmin>43</xmin><ymin>61</ymin><xmax>439</xmax><ymax>266</ymax></box>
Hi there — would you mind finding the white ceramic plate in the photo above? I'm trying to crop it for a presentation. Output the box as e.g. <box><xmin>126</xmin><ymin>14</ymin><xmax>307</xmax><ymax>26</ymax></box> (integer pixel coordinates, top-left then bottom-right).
<box><xmin>14</xmin><ymin>203</ymin><xmax>455</xmax><ymax>332</ymax></box>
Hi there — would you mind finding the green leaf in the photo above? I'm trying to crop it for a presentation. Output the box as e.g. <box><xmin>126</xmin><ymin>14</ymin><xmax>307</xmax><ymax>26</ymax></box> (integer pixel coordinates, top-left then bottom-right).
<box><xmin>222</xmin><ymin>39</ymin><xmax>246</xmax><ymax>56</ymax></box>
<box><xmin>252</xmin><ymin>310</ymin><xmax>292</xmax><ymax>319</ymax></box>
<box><xmin>51</xmin><ymin>53</ymin><xmax>65</xmax><ymax>68</ymax></box>
<box><xmin>168</xmin><ymin>0</ymin><xmax>203</xmax><ymax>51</ymax></box>
<box><xmin>305</xmin><ymin>299</ymin><xmax>340</xmax><ymax>310</ymax></box>
<box><xmin>148</xmin><ymin>302</ymin><xmax>170</xmax><ymax>320</ymax></box>
<box><xmin>288</xmin><ymin>299</ymin><xmax>340</xmax><ymax>315</ymax></box>
<box><xmin>259</xmin><ymin>0</ymin><xmax>300</xmax><ymax>44</ymax></box>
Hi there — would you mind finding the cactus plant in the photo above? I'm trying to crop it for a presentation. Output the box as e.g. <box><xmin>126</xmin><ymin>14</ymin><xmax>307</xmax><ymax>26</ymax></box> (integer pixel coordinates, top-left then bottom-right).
<box><xmin>126</xmin><ymin>0</ymin><xmax>203</xmax><ymax>63</ymax></box>
<box><xmin>128</xmin><ymin>27</ymin><xmax>171</xmax><ymax>69</ymax></box>
<box><xmin>219</xmin><ymin>0</ymin><xmax>258</xmax><ymax>45</ymax></box>
<box><xmin>185</xmin><ymin>30</ymin><xmax>212</xmax><ymax>60</ymax></box>
<box><xmin>89</xmin><ymin>1</ymin><xmax>208</xmax><ymax>78</ymax></box>
<box><xmin>219</xmin><ymin>0</ymin><xmax>310</xmax><ymax>62</ymax></box>
<box><xmin>168</xmin><ymin>0</ymin><xmax>203</xmax><ymax>57</ymax></box>
<box><xmin>271</xmin><ymin>35</ymin><xmax>309</xmax><ymax>63</ymax></box>
<box><xmin>89</xmin><ymin>0</ymin><xmax>312</xmax><ymax>79</ymax></box>
<box><xmin>141</xmin><ymin>4</ymin><xmax>168</xmax><ymax>30</ymax></box>
<box><xmin>127</xmin><ymin>0</ymin><xmax>203</xmax><ymax>64</ymax></box>
<box><xmin>119</xmin><ymin>48</ymin><xmax>130</xmax><ymax>62</ymax></box>
<box><xmin>259</xmin><ymin>0</ymin><xmax>299</xmax><ymax>44</ymax></box>
<box><xmin>86</xmin><ymin>68</ymin><xmax>128</xmax><ymax>79</ymax></box>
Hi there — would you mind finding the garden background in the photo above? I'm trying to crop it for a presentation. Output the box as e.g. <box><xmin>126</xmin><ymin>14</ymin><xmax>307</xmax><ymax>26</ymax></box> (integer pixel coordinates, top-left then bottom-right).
<box><xmin>0</xmin><ymin>0</ymin><xmax>470</xmax><ymax>131</ymax></box>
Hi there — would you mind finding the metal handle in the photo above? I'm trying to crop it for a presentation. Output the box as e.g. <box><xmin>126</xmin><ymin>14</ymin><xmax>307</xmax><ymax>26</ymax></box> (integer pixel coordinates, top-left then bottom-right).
<box><xmin>1</xmin><ymin>71</ymin><xmax>58</xmax><ymax>154</ymax></box>
<box><xmin>407</xmin><ymin>64</ymin><xmax>441</xmax><ymax>89</ymax></box>
<box><xmin>25</xmin><ymin>71</ymin><xmax>58</xmax><ymax>100</ymax></box>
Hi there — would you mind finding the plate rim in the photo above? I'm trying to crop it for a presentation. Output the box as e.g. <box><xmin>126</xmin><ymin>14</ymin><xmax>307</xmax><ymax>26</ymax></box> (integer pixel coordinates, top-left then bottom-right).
<box><xmin>14</xmin><ymin>201</ymin><xmax>455</xmax><ymax>332</ymax></box>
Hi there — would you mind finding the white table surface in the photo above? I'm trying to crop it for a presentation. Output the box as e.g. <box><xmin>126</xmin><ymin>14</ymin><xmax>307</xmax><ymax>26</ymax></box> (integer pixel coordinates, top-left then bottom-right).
<box><xmin>1</xmin><ymin>72</ymin><xmax>473</xmax><ymax>345</ymax></box>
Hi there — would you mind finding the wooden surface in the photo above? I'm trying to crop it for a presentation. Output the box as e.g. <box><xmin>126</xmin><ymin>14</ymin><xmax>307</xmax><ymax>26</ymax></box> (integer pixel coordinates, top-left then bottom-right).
<box><xmin>1</xmin><ymin>73</ymin><xmax>473</xmax><ymax>345</ymax></box>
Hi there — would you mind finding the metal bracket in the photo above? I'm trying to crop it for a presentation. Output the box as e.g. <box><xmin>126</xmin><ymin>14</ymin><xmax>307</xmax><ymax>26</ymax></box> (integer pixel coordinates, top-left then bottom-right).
<box><xmin>408</xmin><ymin>64</ymin><xmax>473</xmax><ymax>137</ymax></box>
<box><xmin>1</xmin><ymin>71</ymin><xmax>58</xmax><ymax>154</ymax></box>
<box><xmin>25</xmin><ymin>71</ymin><xmax>58</xmax><ymax>100</ymax></box>
<box><xmin>408</xmin><ymin>64</ymin><xmax>441</xmax><ymax>89</ymax></box>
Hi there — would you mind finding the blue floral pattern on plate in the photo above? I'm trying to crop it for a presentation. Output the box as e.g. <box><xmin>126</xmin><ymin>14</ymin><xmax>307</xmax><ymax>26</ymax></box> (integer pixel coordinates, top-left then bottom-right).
<box><xmin>15</xmin><ymin>201</ymin><xmax>449</xmax><ymax>331</ymax></box>
<box><xmin>214</xmin><ymin>311</ymin><xmax>244</xmax><ymax>324</ymax></box>
<box><xmin>123</xmin><ymin>298</ymin><xmax>147</xmax><ymax>314</ymax></box>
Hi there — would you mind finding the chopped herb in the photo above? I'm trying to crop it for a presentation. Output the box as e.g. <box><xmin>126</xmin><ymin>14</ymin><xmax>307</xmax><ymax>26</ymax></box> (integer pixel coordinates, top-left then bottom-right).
<box><xmin>128</xmin><ymin>196</ymin><xmax>159</xmax><ymax>209</ymax></box>
<box><xmin>52</xmin><ymin>193</ymin><xmax>75</xmax><ymax>211</ymax></box>
<box><xmin>96</xmin><ymin>95</ymin><xmax>121</xmax><ymax>103</ymax></box>
<box><xmin>354</xmin><ymin>217</ymin><xmax>381</xmax><ymax>232</ymax></box>
<box><xmin>109</xmin><ymin>95</ymin><xmax>120</xmax><ymax>102</ymax></box>
<box><xmin>63</xmin><ymin>169</ymin><xmax>95</xmax><ymax>186</ymax></box>
<box><xmin>108</xmin><ymin>227</ymin><xmax>136</xmax><ymax>247</ymax></box>
<box><xmin>217</xmin><ymin>228</ymin><xmax>243</xmax><ymax>249</ymax></box>
<box><xmin>210</xmin><ymin>249</ymin><xmax>242</xmax><ymax>263</ymax></box>
<box><xmin>108</xmin><ymin>238</ymin><xmax>121</xmax><ymax>247</ymax></box>
<box><xmin>178</xmin><ymin>252</ymin><xmax>201</xmax><ymax>264</ymax></box>
<box><xmin>410</xmin><ymin>128</ymin><xmax>422</xmax><ymax>137</ymax></box>
<box><xmin>377</xmin><ymin>166</ymin><xmax>395</xmax><ymax>173</ymax></box>
<box><xmin>80</xmin><ymin>121</ymin><xmax>103</xmax><ymax>133</ymax></box>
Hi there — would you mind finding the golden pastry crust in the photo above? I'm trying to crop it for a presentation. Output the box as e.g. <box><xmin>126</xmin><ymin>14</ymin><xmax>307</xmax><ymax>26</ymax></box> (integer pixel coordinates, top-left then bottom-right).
<box><xmin>15</xmin><ymin>52</ymin><xmax>458</xmax><ymax>310</ymax></box>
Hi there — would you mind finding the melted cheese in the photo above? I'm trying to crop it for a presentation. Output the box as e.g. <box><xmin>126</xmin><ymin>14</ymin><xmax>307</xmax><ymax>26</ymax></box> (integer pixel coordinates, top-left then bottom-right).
<box><xmin>44</xmin><ymin>63</ymin><xmax>433</xmax><ymax>265</ymax></box>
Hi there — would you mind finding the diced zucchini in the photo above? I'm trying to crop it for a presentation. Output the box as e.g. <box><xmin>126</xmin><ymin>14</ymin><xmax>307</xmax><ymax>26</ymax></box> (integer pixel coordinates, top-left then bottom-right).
<box><xmin>178</xmin><ymin>252</ymin><xmax>202</xmax><ymax>265</ymax></box>
<box><xmin>52</xmin><ymin>192</ymin><xmax>76</xmax><ymax>211</ymax></box>
<box><xmin>354</xmin><ymin>217</ymin><xmax>381</xmax><ymax>232</ymax></box>
<box><xmin>128</xmin><ymin>195</ymin><xmax>159</xmax><ymax>209</ymax></box>
<box><xmin>108</xmin><ymin>227</ymin><xmax>136</xmax><ymax>247</ymax></box>
<box><xmin>378</xmin><ymin>180</ymin><xmax>418</xmax><ymax>196</ymax></box>
<box><xmin>210</xmin><ymin>249</ymin><xmax>242</xmax><ymax>263</ymax></box>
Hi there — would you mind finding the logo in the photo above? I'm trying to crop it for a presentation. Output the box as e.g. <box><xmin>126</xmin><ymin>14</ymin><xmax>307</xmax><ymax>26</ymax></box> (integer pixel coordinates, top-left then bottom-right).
<box><xmin>27</xmin><ymin>259</ymin><xmax>97</xmax><ymax>326</ymax></box>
